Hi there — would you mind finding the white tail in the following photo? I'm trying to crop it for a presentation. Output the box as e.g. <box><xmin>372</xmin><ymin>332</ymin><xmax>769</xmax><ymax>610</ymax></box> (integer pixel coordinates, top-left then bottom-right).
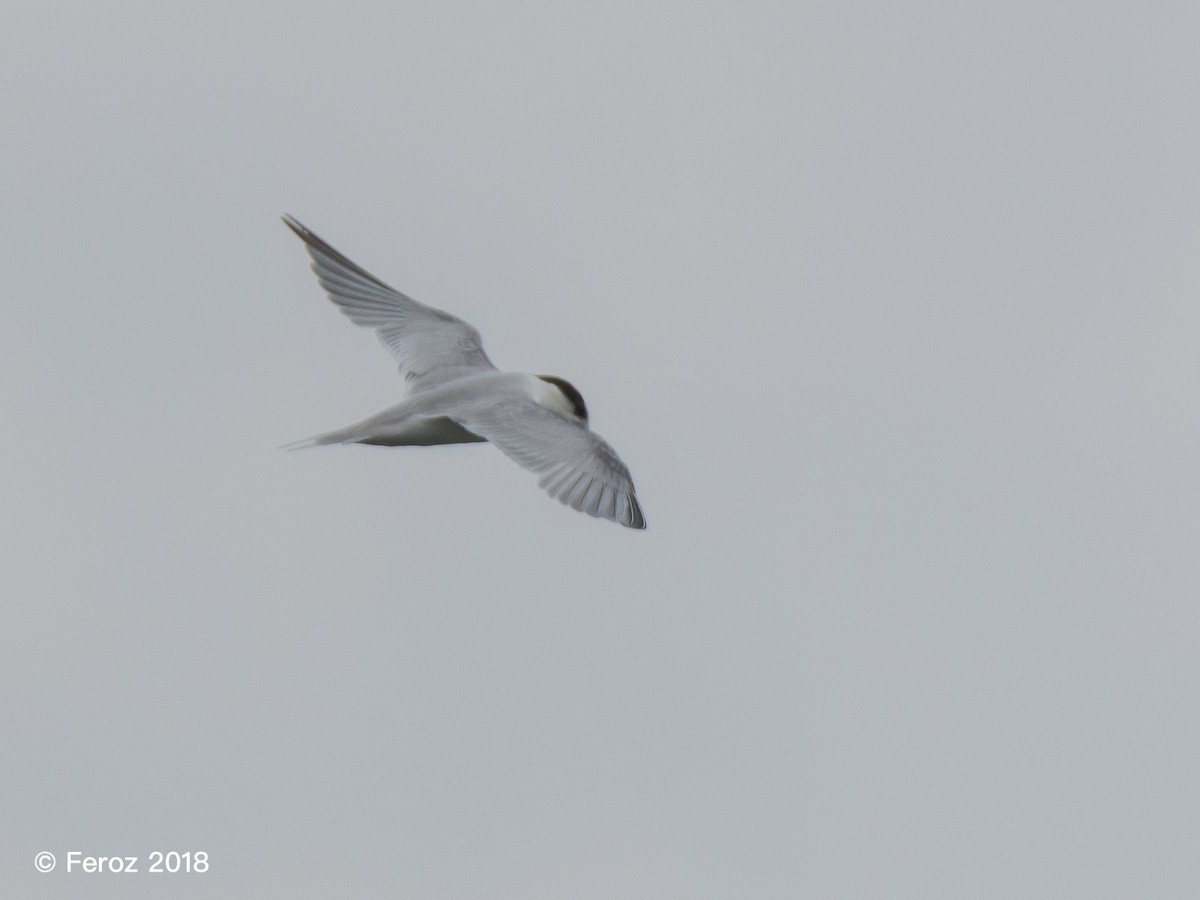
<box><xmin>279</xmin><ymin>425</ymin><xmax>362</xmax><ymax>450</ymax></box>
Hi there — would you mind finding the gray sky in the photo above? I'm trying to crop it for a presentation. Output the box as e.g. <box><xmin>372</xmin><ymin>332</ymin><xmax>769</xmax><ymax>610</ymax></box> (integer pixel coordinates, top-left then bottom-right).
<box><xmin>4</xmin><ymin>2</ymin><xmax>1199</xmax><ymax>897</ymax></box>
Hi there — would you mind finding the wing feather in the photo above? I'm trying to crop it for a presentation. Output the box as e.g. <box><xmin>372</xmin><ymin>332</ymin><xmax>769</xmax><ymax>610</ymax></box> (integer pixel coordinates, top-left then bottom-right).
<box><xmin>454</xmin><ymin>398</ymin><xmax>646</xmax><ymax>529</ymax></box>
<box><xmin>283</xmin><ymin>215</ymin><xmax>495</xmax><ymax>388</ymax></box>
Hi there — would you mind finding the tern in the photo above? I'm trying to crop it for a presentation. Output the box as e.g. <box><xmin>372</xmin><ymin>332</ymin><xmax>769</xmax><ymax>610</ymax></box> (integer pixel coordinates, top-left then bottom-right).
<box><xmin>282</xmin><ymin>215</ymin><xmax>646</xmax><ymax>529</ymax></box>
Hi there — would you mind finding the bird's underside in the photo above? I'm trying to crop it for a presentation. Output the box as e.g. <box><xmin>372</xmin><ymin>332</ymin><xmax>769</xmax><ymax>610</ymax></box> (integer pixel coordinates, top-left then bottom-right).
<box><xmin>358</xmin><ymin>416</ymin><xmax>487</xmax><ymax>447</ymax></box>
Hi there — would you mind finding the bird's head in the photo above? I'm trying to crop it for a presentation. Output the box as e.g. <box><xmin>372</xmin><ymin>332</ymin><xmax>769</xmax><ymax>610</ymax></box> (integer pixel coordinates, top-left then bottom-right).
<box><xmin>535</xmin><ymin>375</ymin><xmax>589</xmax><ymax>425</ymax></box>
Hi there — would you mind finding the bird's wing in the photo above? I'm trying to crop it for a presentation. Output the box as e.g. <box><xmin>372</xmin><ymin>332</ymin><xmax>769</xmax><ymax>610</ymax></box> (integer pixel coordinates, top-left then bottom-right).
<box><xmin>283</xmin><ymin>215</ymin><xmax>495</xmax><ymax>389</ymax></box>
<box><xmin>452</xmin><ymin>397</ymin><xmax>646</xmax><ymax>529</ymax></box>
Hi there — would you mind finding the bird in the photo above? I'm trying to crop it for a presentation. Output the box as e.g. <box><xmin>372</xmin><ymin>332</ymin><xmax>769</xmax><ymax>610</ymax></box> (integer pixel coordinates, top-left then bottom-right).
<box><xmin>281</xmin><ymin>215</ymin><xmax>646</xmax><ymax>529</ymax></box>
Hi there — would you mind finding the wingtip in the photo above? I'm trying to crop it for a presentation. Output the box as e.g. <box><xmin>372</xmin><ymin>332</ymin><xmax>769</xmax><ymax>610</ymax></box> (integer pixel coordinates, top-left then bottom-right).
<box><xmin>281</xmin><ymin>213</ymin><xmax>305</xmax><ymax>236</ymax></box>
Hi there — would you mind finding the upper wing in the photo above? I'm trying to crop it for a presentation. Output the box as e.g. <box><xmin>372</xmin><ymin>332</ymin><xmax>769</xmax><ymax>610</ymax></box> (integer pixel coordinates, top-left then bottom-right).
<box><xmin>283</xmin><ymin>215</ymin><xmax>495</xmax><ymax>389</ymax></box>
<box><xmin>453</xmin><ymin>398</ymin><xmax>646</xmax><ymax>529</ymax></box>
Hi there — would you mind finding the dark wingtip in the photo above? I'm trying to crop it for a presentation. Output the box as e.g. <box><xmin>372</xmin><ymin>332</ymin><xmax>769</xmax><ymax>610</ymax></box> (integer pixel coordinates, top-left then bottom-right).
<box><xmin>281</xmin><ymin>213</ymin><xmax>305</xmax><ymax>236</ymax></box>
<box><xmin>627</xmin><ymin>495</ymin><xmax>647</xmax><ymax>529</ymax></box>
<box><xmin>280</xmin><ymin>215</ymin><xmax>399</xmax><ymax>293</ymax></box>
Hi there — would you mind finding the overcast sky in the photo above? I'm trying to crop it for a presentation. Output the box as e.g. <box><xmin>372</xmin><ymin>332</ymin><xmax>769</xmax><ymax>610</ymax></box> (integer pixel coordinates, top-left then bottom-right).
<box><xmin>4</xmin><ymin>2</ymin><xmax>1200</xmax><ymax>897</ymax></box>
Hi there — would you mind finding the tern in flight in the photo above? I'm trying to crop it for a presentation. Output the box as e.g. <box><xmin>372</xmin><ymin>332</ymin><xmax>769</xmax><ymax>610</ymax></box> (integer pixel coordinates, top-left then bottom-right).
<box><xmin>282</xmin><ymin>215</ymin><xmax>646</xmax><ymax>529</ymax></box>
